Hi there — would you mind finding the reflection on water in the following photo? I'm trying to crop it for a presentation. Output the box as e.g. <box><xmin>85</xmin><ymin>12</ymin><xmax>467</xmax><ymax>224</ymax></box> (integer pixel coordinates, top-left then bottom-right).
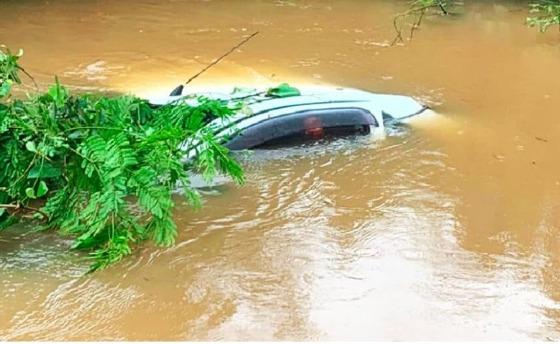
<box><xmin>2</xmin><ymin>0</ymin><xmax>560</xmax><ymax>340</ymax></box>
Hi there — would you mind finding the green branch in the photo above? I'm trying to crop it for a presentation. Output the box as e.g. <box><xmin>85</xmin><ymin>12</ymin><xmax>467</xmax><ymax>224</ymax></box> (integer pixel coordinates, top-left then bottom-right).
<box><xmin>1</xmin><ymin>46</ymin><xmax>245</xmax><ymax>272</ymax></box>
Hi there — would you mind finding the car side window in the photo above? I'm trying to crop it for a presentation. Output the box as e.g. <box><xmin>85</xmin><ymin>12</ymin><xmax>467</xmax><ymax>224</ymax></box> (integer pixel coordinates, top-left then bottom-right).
<box><xmin>225</xmin><ymin>108</ymin><xmax>377</xmax><ymax>150</ymax></box>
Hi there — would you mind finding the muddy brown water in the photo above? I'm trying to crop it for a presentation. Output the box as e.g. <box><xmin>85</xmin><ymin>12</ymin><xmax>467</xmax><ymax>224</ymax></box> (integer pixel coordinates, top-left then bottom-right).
<box><xmin>2</xmin><ymin>0</ymin><xmax>560</xmax><ymax>340</ymax></box>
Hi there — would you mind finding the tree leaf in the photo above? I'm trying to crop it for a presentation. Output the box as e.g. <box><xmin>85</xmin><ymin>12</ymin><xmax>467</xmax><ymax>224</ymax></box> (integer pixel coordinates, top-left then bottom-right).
<box><xmin>37</xmin><ymin>181</ymin><xmax>48</xmax><ymax>198</ymax></box>
<box><xmin>25</xmin><ymin>141</ymin><xmax>36</xmax><ymax>152</ymax></box>
<box><xmin>25</xmin><ymin>187</ymin><xmax>36</xmax><ymax>199</ymax></box>
<box><xmin>28</xmin><ymin>163</ymin><xmax>62</xmax><ymax>179</ymax></box>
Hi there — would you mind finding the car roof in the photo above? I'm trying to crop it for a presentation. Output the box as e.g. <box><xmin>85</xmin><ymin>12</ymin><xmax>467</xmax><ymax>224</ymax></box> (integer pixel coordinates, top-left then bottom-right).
<box><xmin>149</xmin><ymin>85</ymin><xmax>426</xmax><ymax>121</ymax></box>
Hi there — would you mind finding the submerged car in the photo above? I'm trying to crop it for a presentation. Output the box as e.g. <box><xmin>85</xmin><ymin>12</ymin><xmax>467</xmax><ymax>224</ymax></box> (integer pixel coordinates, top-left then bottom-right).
<box><xmin>150</xmin><ymin>85</ymin><xmax>431</xmax><ymax>156</ymax></box>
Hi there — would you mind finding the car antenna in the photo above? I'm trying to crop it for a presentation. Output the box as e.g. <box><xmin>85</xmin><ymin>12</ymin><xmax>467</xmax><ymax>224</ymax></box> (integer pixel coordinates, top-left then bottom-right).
<box><xmin>169</xmin><ymin>31</ymin><xmax>260</xmax><ymax>96</ymax></box>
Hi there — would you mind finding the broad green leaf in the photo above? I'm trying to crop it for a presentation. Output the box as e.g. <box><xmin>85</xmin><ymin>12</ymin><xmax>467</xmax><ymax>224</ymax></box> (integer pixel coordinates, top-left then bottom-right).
<box><xmin>266</xmin><ymin>83</ymin><xmax>301</xmax><ymax>98</ymax></box>
<box><xmin>37</xmin><ymin>181</ymin><xmax>48</xmax><ymax>198</ymax></box>
<box><xmin>25</xmin><ymin>187</ymin><xmax>36</xmax><ymax>199</ymax></box>
<box><xmin>28</xmin><ymin>163</ymin><xmax>62</xmax><ymax>179</ymax></box>
<box><xmin>25</xmin><ymin>141</ymin><xmax>36</xmax><ymax>152</ymax></box>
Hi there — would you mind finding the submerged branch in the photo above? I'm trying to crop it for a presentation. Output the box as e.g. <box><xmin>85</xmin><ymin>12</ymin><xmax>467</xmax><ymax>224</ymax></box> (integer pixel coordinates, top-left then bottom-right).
<box><xmin>0</xmin><ymin>203</ymin><xmax>49</xmax><ymax>221</ymax></box>
<box><xmin>391</xmin><ymin>2</ymin><xmax>451</xmax><ymax>46</ymax></box>
<box><xmin>17</xmin><ymin>66</ymin><xmax>38</xmax><ymax>90</ymax></box>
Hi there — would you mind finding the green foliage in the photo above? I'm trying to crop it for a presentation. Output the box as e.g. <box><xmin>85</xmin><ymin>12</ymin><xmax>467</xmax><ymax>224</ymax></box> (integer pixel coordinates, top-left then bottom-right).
<box><xmin>527</xmin><ymin>0</ymin><xmax>560</xmax><ymax>32</ymax></box>
<box><xmin>0</xmin><ymin>46</ymin><xmax>22</xmax><ymax>98</ymax></box>
<box><xmin>393</xmin><ymin>0</ymin><xmax>560</xmax><ymax>45</ymax></box>
<box><xmin>0</xmin><ymin>47</ymin><xmax>245</xmax><ymax>271</ymax></box>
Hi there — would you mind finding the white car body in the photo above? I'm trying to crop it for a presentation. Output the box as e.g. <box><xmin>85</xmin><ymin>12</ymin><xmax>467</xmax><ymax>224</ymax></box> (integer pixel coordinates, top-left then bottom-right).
<box><xmin>150</xmin><ymin>86</ymin><xmax>431</xmax><ymax>159</ymax></box>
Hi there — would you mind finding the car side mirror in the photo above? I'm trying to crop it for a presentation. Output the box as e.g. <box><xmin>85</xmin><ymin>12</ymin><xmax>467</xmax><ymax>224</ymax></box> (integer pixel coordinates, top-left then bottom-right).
<box><xmin>169</xmin><ymin>84</ymin><xmax>184</xmax><ymax>96</ymax></box>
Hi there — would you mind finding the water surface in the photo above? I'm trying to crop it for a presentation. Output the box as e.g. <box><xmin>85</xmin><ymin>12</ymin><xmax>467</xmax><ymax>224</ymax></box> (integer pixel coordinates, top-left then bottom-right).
<box><xmin>2</xmin><ymin>0</ymin><xmax>560</xmax><ymax>340</ymax></box>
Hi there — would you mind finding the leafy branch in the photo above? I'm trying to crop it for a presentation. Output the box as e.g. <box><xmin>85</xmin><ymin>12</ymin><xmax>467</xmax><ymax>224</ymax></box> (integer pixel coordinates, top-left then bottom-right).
<box><xmin>527</xmin><ymin>0</ymin><xmax>560</xmax><ymax>32</ymax></box>
<box><xmin>0</xmin><ymin>46</ymin><xmax>245</xmax><ymax>271</ymax></box>
<box><xmin>391</xmin><ymin>0</ymin><xmax>560</xmax><ymax>46</ymax></box>
<box><xmin>0</xmin><ymin>202</ymin><xmax>50</xmax><ymax>221</ymax></box>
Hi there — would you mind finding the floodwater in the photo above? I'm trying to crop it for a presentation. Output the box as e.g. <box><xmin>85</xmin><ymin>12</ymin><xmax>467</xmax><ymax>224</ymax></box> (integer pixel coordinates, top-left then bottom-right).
<box><xmin>2</xmin><ymin>0</ymin><xmax>560</xmax><ymax>340</ymax></box>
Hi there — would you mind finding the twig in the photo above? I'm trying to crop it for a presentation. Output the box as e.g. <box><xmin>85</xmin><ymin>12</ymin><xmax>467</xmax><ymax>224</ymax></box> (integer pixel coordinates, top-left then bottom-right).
<box><xmin>391</xmin><ymin>3</ymin><xmax>449</xmax><ymax>46</ymax></box>
<box><xmin>17</xmin><ymin>66</ymin><xmax>39</xmax><ymax>91</ymax></box>
<box><xmin>184</xmin><ymin>31</ymin><xmax>260</xmax><ymax>86</ymax></box>
<box><xmin>0</xmin><ymin>203</ymin><xmax>49</xmax><ymax>221</ymax></box>
<box><xmin>63</xmin><ymin>126</ymin><xmax>122</xmax><ymax>133</ymax></box>
<box><xmin>12</xmin><ymin>153</ymin><xmax>38</xmax><ymax>187</ymax></box>
<box><xmin>392</xmin><ymin>13</ymin><xmax>406</xmax><ymax>45</ymax></box>
<box><xmin>68</xmin><ymin>146</ymin><xmax>103</xmax><ymax>178</ymax></box>
<box><xmin>409</xmin><ymin>10</ymin><xmax>426</xmax><ymax>41</ymax></box>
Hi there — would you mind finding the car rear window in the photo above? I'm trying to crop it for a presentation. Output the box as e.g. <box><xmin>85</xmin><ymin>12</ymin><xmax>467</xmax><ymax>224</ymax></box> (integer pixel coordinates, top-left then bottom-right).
<box><xmin>225</xmin><ymin>108</ymin><xmax>377</xmax><ymax>150</ymax></box>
